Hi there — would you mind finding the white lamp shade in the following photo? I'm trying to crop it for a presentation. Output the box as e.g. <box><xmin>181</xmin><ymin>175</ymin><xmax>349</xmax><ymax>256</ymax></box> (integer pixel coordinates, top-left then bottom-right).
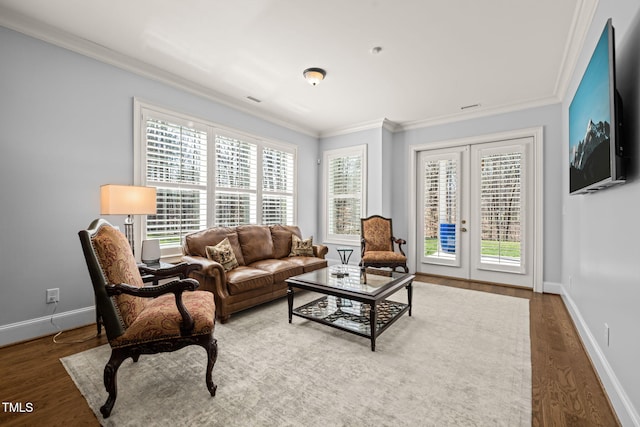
<box><xmin>141</xmin><ymin>239</ymin><xmax>161</xmax><ymax>264</ymax></box>
<box><xmin>100</xmin><ymin>185</ymin><xmax>157</xmax><ymax>215</ymax></box>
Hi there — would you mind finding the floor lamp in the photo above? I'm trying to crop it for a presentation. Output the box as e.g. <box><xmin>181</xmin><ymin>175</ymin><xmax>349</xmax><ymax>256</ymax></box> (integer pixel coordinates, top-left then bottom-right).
<box><xmin>100</xmin><ymin>184</ymin><xmax>157</xmax><ymax>256</ymax></box>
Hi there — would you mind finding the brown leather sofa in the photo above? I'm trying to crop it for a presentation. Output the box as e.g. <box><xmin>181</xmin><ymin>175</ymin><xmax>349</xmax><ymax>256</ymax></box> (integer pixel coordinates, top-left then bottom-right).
<box><xmin>182</xmin><ymin>224</ymin><xmax>328</xmax><ymax>322</ymax></box>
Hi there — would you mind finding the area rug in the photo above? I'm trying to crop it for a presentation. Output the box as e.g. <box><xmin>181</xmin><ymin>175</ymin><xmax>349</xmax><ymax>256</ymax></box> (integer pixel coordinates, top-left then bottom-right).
<box><xmin>61</xmin><ymin>282</ymin><xmax>531</xmax><ymax>426</ymax></box>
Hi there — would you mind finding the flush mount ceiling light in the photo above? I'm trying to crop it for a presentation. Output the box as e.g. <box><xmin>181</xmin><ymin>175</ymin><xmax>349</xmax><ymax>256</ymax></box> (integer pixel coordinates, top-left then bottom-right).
<box><xmin>303</xmin><ymin>67</ymin><xmax>326</xmax><ymax>86</ymax></box>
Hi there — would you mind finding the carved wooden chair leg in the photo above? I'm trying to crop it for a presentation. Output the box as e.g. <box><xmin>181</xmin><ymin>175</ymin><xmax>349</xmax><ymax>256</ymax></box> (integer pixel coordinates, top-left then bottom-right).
<box><xmin>101</xmin><ymin>349</ymin><xmax>127</xmax><ymax>418</ymax></box>
<box><xmin>204</xmin><ymin>336</ymin><xmax>218</xmax><ymax>396</ymax></box>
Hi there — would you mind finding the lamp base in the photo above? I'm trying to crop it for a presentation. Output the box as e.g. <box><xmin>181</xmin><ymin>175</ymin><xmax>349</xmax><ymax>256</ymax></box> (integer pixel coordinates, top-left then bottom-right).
<box><xmin>124</xmin><ymin>215</ymin><xmax>134</xmax><ymax>255</ymax></box>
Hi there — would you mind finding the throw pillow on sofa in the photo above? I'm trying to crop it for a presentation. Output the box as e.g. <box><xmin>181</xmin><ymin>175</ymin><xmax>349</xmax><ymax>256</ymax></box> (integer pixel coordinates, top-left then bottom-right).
<box><xmin>290</xmin><ymin>235</ymin><xmax>314</xmax><ymax>257</ymax></box>
<box><xmin>206</xmin><ymin>237</ymin><xmax>239</xmax><ymax>271</ymax></box>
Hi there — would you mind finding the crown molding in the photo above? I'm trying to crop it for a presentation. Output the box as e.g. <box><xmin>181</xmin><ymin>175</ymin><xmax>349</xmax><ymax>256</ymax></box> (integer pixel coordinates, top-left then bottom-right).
<box><xmin>399</xmin><ymin>94</ymin><xmax>562</xmax><ymax>132</ymax></box>
<box><xmin>319</xmin><ymin>118</ymin><xmax>392</xmax><ymax>138</ymax></box>
<box><xmin>552</xmin><ymin>0</ymin><xmax>599</xmax><ymax>100</ymax></box>
<box><xmin>0</xmin><ymin>7</ymin><xmax>319</xmax><ymax>138</ymax></box>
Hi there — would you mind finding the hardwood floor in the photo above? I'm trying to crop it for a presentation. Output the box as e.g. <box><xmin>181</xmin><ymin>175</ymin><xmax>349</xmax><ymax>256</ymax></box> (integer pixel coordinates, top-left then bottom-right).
<box><xmin>0</xmin><ymin>277</ymin><xmax>620</xmax><ymax>426</ymax></box>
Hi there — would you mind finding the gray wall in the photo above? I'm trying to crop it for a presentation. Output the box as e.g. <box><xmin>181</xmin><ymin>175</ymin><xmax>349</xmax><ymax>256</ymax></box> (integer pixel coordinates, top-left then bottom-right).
<box><xmin>561</xmin><ymin>1</ymin><xmax>640</xmax><ymax>424</ymax></box>
<box><xmin>0</xmin><ymin>26</ymin><xmax>320</xmax><ymax>344</ymax></box>
<box><xmin>318</xmin><ymin>127</ymin><xmax>380</xmax><ymax>265</ymax></box>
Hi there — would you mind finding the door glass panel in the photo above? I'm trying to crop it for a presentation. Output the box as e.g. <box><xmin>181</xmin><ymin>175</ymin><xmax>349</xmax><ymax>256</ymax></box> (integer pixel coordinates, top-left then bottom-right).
<box><xmin>479</xmin><ymin>151</ymin><xmax>522</xmax><ymax>267</ymax></box>
<box><xmin>422</xmin><ymin>158</ymin><xmax>458</xmax><ymax>261</ymax></box>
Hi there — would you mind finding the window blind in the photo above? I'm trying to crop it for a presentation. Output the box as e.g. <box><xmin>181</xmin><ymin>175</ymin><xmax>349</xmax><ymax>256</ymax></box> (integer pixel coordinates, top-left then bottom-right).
<box><xmin>144</xmin><ymin>118</ymin><xmax>208</xmax><ymax>246</ymax></box>
<box><xmin>262</xmin><ymin>147</ymin><xmax>294</xmax><ymax>224</ymax></box>
<box><xmin>422</xmin><ymin>158</ymin><xmax>457</xmax><ymax>257</ymax></box>
<box><xmin>214</xmin><ymin>135</ymin><xmax>295</xmax><ymax>226</ymax></box>
<box><xmin>214</xmin><ymin>135</ymin><xmax>257</xmax><ymax>226</ymax></box>
<box><xmin>327</xmin><ymin>152</ymin><xmax>363</xmax><ymax>238</ymax></box>
<box><xmin>480</xmin><ymin>151</ymin><xmax>522</xmax><ymax>266</ymax></box>
<box><xmin>139</xmin><ymin>103</ymin><xmax>297</xmax><ymax>253</ymax></box>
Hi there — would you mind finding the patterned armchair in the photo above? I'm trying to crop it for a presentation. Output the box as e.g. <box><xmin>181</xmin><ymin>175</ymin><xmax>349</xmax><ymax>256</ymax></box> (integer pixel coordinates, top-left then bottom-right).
<box><xmin>360</xmin><ymin>215</ymin><xmax>409</xmax><ymax>273</ymax></box>
<box><xmin>78</xmin><ymin>219</ymin><xmax>218</xmax><ymax>418</ymax></box>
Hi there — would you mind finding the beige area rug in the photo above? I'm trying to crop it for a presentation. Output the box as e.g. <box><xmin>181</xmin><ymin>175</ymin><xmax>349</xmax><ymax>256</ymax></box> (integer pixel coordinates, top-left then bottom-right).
<box><xmin>61</xmin><ymin>282</ymin><xmax>531</xmax><ymax>426</ymax></box>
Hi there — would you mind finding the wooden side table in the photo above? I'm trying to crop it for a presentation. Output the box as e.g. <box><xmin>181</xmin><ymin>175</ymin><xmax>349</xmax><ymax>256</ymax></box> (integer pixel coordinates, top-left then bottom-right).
<box><xmin>139</xmin><ymin>261</ymin><xmax>178</xmax><ymax>286</ymax></box>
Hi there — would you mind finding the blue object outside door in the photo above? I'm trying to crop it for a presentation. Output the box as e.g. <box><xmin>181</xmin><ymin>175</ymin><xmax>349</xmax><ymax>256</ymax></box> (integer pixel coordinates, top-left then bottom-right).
<box><xmin>439</xmin><ymin>223</ymin><xmax>456</xmax><ymax>253</ymax></box>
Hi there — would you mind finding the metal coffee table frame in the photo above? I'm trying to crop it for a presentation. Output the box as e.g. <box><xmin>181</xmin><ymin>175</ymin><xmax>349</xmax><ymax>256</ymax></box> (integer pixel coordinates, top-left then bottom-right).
<box><xmin>286</xmin><ymin>266</ymin><xmax>414</xmax><ymax>351</ymax></box>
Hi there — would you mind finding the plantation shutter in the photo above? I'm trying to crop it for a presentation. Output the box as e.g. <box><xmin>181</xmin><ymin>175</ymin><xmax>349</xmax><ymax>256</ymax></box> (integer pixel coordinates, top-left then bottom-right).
<box><xmin>326</xmin><ymin>146</ymin><xmax>366</xmax><ymax>241</ymax></box>
<box><xmin>144</xmin><ymin>118</ymin><xmax>208</xmax><ymax>246</ymax></box>
<box><xmin>422</xmin><ymin>156</ymin><xmax>458</xmax><ymax>259</ymax></box>
<box><xmin>479</xmin><ymin>150</ymin><xmax>522</xmax><ymax>266</ymax></box>
<box><xmin>262</xmin><ymin>147</ymin><xmax>295</xmax><ymax>224</ymax></box>
<box><xmin>214</xmin><ymin>134</ymin><xmax>258</xmax><ymax>226</ymax></box>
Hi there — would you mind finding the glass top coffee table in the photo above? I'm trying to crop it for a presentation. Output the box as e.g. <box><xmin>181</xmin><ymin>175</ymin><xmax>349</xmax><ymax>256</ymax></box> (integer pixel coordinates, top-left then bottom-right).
<box><xmin>286</xmin><ymin>265</ymin><xmax>414</xmax><ymax>351</ymax></box>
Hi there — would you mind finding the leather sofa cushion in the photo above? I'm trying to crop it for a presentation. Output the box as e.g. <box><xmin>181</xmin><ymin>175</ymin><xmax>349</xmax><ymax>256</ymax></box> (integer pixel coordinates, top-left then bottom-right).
<box><xmin>249</xmin><ymin>259</ymin><xmax>303</xmax><ymax>283</ymax></box>
<box><xmin>271</xmin><ymin>224</ymin><xmax>302</xmax><ymax>238</ymax></box>
<box><xmin>286</xmin><ymin>256</ymin><xmax>328</xmax><ymax>273</ymax></box>
<box><xmin>271</xmin><ymin>229</ymin><xmax>292</xmax><ymax>259</ymax></box>
<box><xmin>184</xmin><ymin>226</ymin><xmax>236</xmax><ymax>258</ymax></box>
<box><xmin>226</xmin><ymin>233</ymin><xmax>245</xmax><ymax>266</ymax></box>
<box><xmin>237</xmin><ymin>225</ymin><xmax>274</xmax><ymax>265</ymax></box>
<box><xmin>226</xmin><ymin>266</ymin><xmax>274</xmax><ymax>295</ymax></box>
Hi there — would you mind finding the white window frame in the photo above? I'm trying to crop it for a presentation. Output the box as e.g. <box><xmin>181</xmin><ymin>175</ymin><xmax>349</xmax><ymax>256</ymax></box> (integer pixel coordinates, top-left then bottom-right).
<box><xmin>134</xmin><ymin>98</ymin><xmax>297</xmax><ymax>259</ymax></box>
<box><xmin>323</xmin><ymin>144</ymin><xmax>367</xmax><ymax>245</ymax></box>
<box><xmin>213</xmin><ymin>131</ymin><xmax>297</xmax><ymax>227</ymax></box>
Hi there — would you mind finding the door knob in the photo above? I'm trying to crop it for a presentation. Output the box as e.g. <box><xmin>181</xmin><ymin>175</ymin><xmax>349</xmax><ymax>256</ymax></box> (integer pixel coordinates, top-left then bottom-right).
<box><xmin>461</xmin><ymin>227</ymin><xmax>468</xmax><ymax>232</ymax></box>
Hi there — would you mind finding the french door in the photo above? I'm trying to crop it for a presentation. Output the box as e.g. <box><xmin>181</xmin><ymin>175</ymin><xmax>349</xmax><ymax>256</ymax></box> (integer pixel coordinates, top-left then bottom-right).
<box><xmin>416</xmin><ymin>137</ymin><xmax>535</xmax><ymax>288</ymax></box>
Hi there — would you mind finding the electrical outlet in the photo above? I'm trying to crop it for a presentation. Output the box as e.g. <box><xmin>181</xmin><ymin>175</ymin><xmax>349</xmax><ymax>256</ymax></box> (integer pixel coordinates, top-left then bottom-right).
<box><xmin>604</xmin><ymin>323</ymin><xmax>610</xmax><ymax>347</ymax></box>
<box><xmin>46</xmin><ymin>288</ymin><xmax>59</xmax><ymax>304</ymax></box>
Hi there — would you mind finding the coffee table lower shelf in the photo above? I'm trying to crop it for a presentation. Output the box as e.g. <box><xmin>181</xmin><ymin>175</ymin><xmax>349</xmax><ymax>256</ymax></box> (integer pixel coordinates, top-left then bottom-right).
<box><xmin>291</xmin><ymin>295</ymin><xmax>409</xmax><ymax>350</ymax></box>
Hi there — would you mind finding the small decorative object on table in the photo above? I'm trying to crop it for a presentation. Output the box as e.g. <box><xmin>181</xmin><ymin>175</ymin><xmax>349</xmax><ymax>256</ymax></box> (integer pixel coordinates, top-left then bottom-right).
<box><xmin>337</xmin><ymin>248</ymin><xmax>354</xmax><ymax>265</ymax></box>
<box><xmin>141</xmin><ymin>239</ymin><xmax>161</xmax><ymax>264</ymax></box>
<box><xmin>332</xmin><ymin>247</ymin><xmax>354</xmax><ymax>277</ymax></box>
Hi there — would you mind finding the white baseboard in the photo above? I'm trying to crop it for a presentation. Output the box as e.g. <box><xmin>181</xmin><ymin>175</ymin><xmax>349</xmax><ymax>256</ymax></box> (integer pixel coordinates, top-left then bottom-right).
<box><xmin>561</xmin><ymin>291</ymin><xmax>640</xmax><ymax>427</ymax></box>
<box><xmin>0</xmin><ymin>306</ymin><xmax>96</xmax><ymax>347</ymax></box>
<box><xmin>542</xmin><ymin>281</ymin><xmax>563</xmax><ymax>294</ymax></box>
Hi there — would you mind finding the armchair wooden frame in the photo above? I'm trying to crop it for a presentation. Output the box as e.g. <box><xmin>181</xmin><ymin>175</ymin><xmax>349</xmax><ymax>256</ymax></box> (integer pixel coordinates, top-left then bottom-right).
<box><xmin>78</xmin><ymin>219</ymin><xmax>218</xmax><ymax>418</ymax></box>
<box><xmin>360</xmin><ymin>215</ymin><xmax>409</xmax><ymax>273</ymax></box>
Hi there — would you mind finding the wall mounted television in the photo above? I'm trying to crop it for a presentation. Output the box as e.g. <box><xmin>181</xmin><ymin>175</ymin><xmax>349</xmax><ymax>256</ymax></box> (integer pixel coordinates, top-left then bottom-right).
<box><xmin>569</xmin><ymin>18</ymin><xmax>625</xmax><ymax>195</ymax></box>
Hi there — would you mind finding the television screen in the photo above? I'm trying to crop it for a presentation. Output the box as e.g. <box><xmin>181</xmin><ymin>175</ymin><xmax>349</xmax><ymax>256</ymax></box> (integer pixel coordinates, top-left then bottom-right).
<box><xmin>569</xmin><ymin>19</ymin><xmax>624</xmax><ymax>194</ymax></box>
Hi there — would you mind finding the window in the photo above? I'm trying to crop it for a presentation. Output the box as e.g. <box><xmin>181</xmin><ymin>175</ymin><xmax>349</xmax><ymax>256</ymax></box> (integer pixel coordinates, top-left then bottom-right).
<box><xmin>324</xmin><ymin>145</ymin><xmax>367</xmax><ymax>244</ymax></box>
<box><xmin>144</xmin><ymin>118</ymin><xmax>208</xmax><ymax>248</ymax></box>
<box><xmin>135</xmin><ymin>101</ymin><xmax>296</xmax><ymax>257</ymax></box>
<box><xmin>422</xmin><ymin>156</ymin><xmax>458</xmax><ymax>258</ymax></box>
<box><xmin>214</xmin><ymin>134</ymin><xmax>295</xmax><ymax>227</ymax></box>
<box><xmin>214</xmin><ymin>135</ymin><xmax>258</xmax><ymax>226</ymax></box>
<box><xmin>479</xmin><ymin>150</ymin><xmax>522</xmax><ymax>267</ymax></box>
<box><xmin>261</xmin><ymin>146</ymin><xmax>295</xmax><ymax>224</ymax></box>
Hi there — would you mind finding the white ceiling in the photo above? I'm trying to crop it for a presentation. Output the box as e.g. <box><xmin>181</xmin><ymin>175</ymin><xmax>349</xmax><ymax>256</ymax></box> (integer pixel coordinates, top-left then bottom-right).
<box><xmin>0</xmin><ymin>0</ymin><xmax>596</xmax><ymax>136</ymax></box>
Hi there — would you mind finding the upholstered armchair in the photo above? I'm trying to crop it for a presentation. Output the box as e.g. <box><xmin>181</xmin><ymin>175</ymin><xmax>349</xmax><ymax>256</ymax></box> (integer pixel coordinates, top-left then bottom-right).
<box><xmin>360</xmin><ymin>215</ymin><xmax>409</xmax><ymax>273</ymax></box>
<box><xmin>78</xmin><ymin>219</ymin><xmax>218</xmax><ymax>418</ymax></box>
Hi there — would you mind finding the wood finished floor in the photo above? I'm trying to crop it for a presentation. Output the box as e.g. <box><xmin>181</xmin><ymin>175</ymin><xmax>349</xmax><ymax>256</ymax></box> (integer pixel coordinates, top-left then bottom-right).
<box><xmin>0</xmin><ymin>276</ymin><xmax>620</xmax><ymax>426</ymax></box>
